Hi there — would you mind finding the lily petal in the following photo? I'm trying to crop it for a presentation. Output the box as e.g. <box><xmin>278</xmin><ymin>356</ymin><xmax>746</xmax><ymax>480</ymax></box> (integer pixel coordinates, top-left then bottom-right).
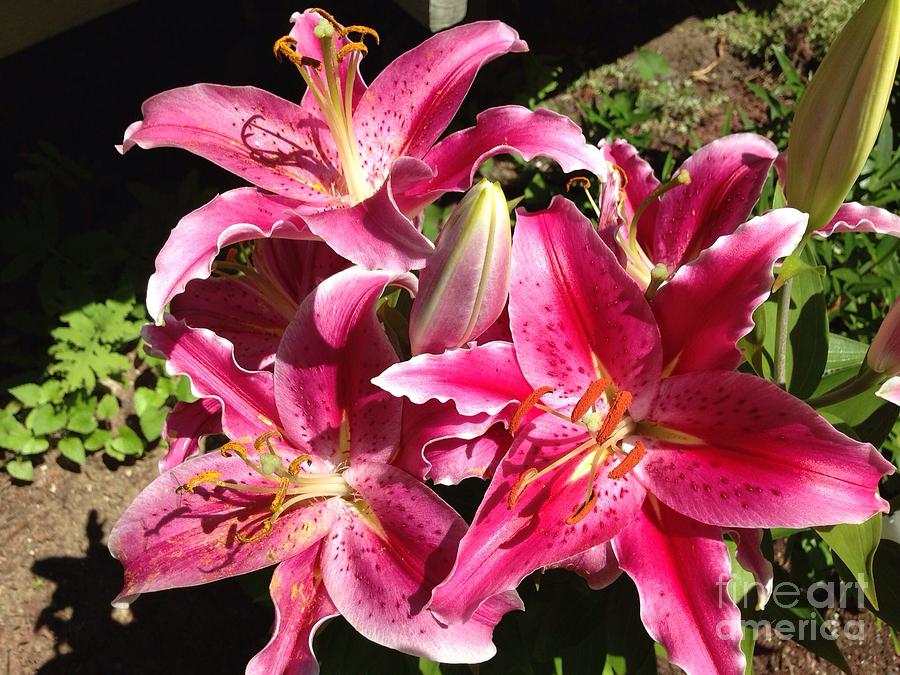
<box><xmin>428</xmin><ymin>415</ymin><xmax>646</xmax><ymax>625</ymax></box>
<box><xmin>730</xmin><ymin>528</ymin><xmax>774</xmax><ymax>608</ymax></box>
<box><xmin>613</xmin><ymin>500</ymin><xmax>745</xmax><ymax>675</ymax></box>
<box><xmin>300</xmin><ymin>158</ymin><xmax>435</xmax><ymax>271</ymax></box>
<box><xmin>650</xmin><ymin>134</ymin><xmax>778</xmax><ymax>269</ymax></box>
<box><xmin>653</xmin><ymin>208</ymin><xmax>807</xmax><ymax>374</ymax></box>
<box><xmin>159</xmin><ymin>398</ymin><xmax>222</xmax><ymax>472</ymax></box>
<box><xmin>509</xmin><ymin>197</ymin><xmax>662</xmax><ymax>415</ymax></box>
<box><xmin>119</xmin><ymin>84</ymin><xmax>342</xmax><ymax>202</ymax></box>
<box><xmin>425</xmin><ymin>425</ymin><xmax>512</xmax><ymax>486</ymax></box>
<box><xmin>108</xmin><ymin>451</ymin><xmax>338</xmax><ymax>604</ymax></box>
<box><xmin>403</xmin><ymin>106</ymin><xmax>608</xmax><ymax>213</ymax></box>
<box><xmin>275</xmin><ymin>268</ymin><xmax>416</xmax><ymax>463</ymax></box>
<box><xmin>637</xmin><ymin>370</ymin><xmax>894</xmax><ymax>528</ymax></box>
<box><xmin>373</xmin><ymin>341</ymin><xmax>532</xmax><ymax>416</ymax></box>
<box><xmin>600</xmin><ymin>138</ymin><xmax>660</xmax><ymax>231</ymax></box>
<box><xmin>143</xmin><ymin>318</ymin><xmax>278</xmax><ymax>441</ymax></box>
<box><xmin>815</xmin><ymin>201</ymin><xmax>900</xmax><ymax>237</ymax></box>
<box><xmin>146</xmin><ymin>188</ymin><xmax>313</xmax><ymax>321</ymax></box>
<box><xmin>322</xmin><ymin>462</ymin><xmax>522</xmax><ymax>663</ymax></box>
<box><xmin>353</xmin><ymin>21</ymin><xmax>527</xmax><ymax>183</ymax></box>
<box><xmin>547</xmin><ymin>542</ymin><xmax>622</xmax><ymax>590</ymax></box>
<box><xmin>246</xmin><ymin>543</ymin><xmax>339</xmax><ymax>675</ymax></box>
<box><xmin>876</xmin><ymin>375</ymin><xmax>900</xmax><ymax>405</ymax></box>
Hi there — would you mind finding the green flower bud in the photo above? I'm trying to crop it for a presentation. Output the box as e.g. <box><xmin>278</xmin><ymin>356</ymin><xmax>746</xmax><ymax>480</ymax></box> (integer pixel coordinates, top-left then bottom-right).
<box><xmin>786</xmin><ymin>0</ymin><xmax>900</xmax><ymax>231</ymax></box>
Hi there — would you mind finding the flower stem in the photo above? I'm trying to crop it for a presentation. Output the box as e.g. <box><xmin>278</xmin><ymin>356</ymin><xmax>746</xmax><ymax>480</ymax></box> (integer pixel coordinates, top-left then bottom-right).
<box><xmin>774</xmin><ymin>276</ymin><xmax>794</xmax><ymax>388</ymax></box>
<box><xmin>807</xmin><ymin>366</ymin><xmax>883</xmax><ymax>408</ymax></box>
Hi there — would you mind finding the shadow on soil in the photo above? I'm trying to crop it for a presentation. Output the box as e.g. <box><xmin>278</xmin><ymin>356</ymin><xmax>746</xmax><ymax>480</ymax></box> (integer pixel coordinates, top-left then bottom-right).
<box><xmin>31</xmin><ymin>510</ymin><xmax>271</xmax><ymax>675</ymax></box>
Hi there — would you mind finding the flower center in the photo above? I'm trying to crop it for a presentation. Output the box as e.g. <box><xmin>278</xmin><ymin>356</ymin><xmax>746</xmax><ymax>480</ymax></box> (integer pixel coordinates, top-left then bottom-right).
<box><xmin>175</xmin><ymin>430</ymin><xmax>353</xmax><ymax>544</ymax></box>
<box><xmin>273</xmin><ymin>9</ymin><xmax>378</xmax><ymax>203</ymax></box>
<box><xmin>506</xmin><ymin>379</ymin><xmax>645</xmax><ymax>524</ymax></box>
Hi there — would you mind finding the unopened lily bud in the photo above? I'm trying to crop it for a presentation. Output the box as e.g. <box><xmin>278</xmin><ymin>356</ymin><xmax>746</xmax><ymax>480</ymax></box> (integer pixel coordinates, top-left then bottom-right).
<box><xmin>409</xmin><ymin>179</ymin><xmax>511</xmax><ymax>355</ymax></box>
<box><xmin>868</xmin><ymin>299</ymin><xmax>900</xmax><ymax>375</ymax></box>
<box><xmin>786</xmin><ymin>0</ymin><xmax>900</xmax><ymax>231</ymax></box>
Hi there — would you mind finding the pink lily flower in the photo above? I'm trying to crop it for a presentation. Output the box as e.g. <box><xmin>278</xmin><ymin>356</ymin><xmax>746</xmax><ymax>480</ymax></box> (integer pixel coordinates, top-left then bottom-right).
<box><xmin>120</xmin><ymin>9</ymin><xmax>607</xmax><ymax>320</ymax></box>
<box><xmin>110</xmin><ymin>267</ymin><xmax>521</xmax><ymax>672</ymax></box>
<box><xmin>598</xmin><ymin>134</ymin><xmax>779</xmax><ymax>289</ymax></box>
<box><xmin>170</xmin><ymin>237</ymin><xmax>349</xmax><ymax>370</ymax></box>
<box><xmin>374</xmin><ymin>197</ymin><xmax>893</xmax><ymax>674</ymax></box>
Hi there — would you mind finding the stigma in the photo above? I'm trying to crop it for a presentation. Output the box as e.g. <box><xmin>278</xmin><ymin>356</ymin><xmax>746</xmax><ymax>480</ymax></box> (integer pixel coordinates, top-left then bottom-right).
<box><xmin>506</xmin><ymin>379</ymin><xmax>645</xmax><ymax>524</ymax></box>
<box><xmin>175</xmin><ymin>430</ymin><xmax>353</xmax><ymax>544</ymax></box>
<box><xmin>273</xmin><ymin>9</ymin><xmax>379</xmax><ymax>203</ymax></box>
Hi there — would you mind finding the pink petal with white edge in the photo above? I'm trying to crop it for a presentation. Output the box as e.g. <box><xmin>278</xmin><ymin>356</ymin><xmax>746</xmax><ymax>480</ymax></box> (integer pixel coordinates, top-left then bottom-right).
<box><xmin>402</xmin><ymin>106</ymin><xmax>608</xmax><ymax>213</ymax></box>
<box><xmin>425</xmin><ymin>425</ymin><xmax>512</xmax><ymax>486</ymax></box>
<box><xmin>428</xmin><ymin>415</ymin><xmax>646</xmax><ymax>625</ymax></box>
<box><xmin>653</xmin><ymin>208</ymin><xmax>807</xmax><ymax>374</ymax></box>
<box><xmin>649</xmin><ymin>134</ymin><xmax>778</xmax><ymax>269</ymax></box>
<box><xmin>108</xmin><ymin>451</ymin><xmax>338</xmax><ymax>604</ymax></box>
<box><xmin>373</xmin><ymin>341</ymin><xmax>532</xmax><ymax>416</ymax></box>
<box><xmin>300</xmin><ymin>158</ymin><xmax>435</xmax><ymax>271</ymax></box>
<box><xmin>600</xmin><ymin>138</ymin><xmax>660</xmax><ymax>232</ymax></box>
<box><xmin>730</xmin><ymin>528</ymin><xmax>774</xmax><ymax>608</ymax></box>
<box><xmin>815</xmin><ymin>202</ymin><xmax>900</xmax><ymax>237</ymax></box>
<box><xmin>146</xmin><ymin>188</ymin><xmax>313</xmax><ymax>321</ymax></box>
<box><xmin>547</xmin><ymin>542</ymin><xmax>622</xmax><ymax>590</ymax></box>
<box><xmin>353</xmin><ymin>22</ymin><xmax>527</xmax><ymax>185</ymax></box>
<box><xmin>509</xmin><ymin>197</ymin><xmax>662</xmax><ymax>415</ymax></box>
<box><xmin>613</xmin><ymin>500</ymin><xmax>745</xmax><ymax>675</ymax></box>
<box><xmin>143</xmin><ymin>318</ymin><xmax>278</xmax><ymax>441</ymax></box>
<box><xmin>637</xmin><ymin>371</ymin><xmax>894</xmax><ymax>528</ymax></box>
<box><xmin>876</xmin><ymin>376</ymin><xmax>900</xmax><ymax>405</ymax></box>
<box><xmin>322</xmin><ymin>462</ymin><xmax>522</xmax><ymax>663</ymax></box>
<box><xmin>159</xmin><ymin>398</ymin><xmax>221</xmax><ymax>472</ymax></box>
<box><xmin>246</xmin><ymin>543</ymin><xmax>338</xmax><ymax>675</ymax></box>
<box><xmin>119</xmin><ymin>84</ymin><xmax>342</xmax><ymax>202</ymax></box>
<box><xmin>396</xmin><ymin>399</ymin><xmax>512</xmax><ymax>483</ymax></box>
<box><xmin>275</xmin><ymin>268</ymin><xmax>416</xmax><ymax>464</ymax></box>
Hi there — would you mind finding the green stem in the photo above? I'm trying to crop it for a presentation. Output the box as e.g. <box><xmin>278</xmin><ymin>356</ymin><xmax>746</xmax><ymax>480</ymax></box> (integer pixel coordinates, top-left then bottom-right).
<box><xmin>807</xmin><ymin>367</ymin><xmax>883</xmax><ymax>408</ymax></box>
<box><xmin>774</xmin><ymin>276</ymin><xmax>794</xmax><ymax>388</ymax></box>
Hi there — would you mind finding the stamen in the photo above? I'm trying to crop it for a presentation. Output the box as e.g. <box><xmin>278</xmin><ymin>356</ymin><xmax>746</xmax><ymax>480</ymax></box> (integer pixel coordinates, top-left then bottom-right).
<box><xmin>336</xmin><ymin>42</ymin><xmax>368</xmax><ymax>60</ymax></box>
<box><xmin>307</xmin><ymin>7</ymin><xmax>343</xmax><ymax>30</ymax></box>
<box><xmin>570</xmin><ymin>378</ymin><xmax>612</xmax><ymax>423</ymax></box>
<box><xmin>236</xmin><ymin>519</ymin><xmax>273</xmax><ymax>544</ymax></box>
<box><xmin>507</xmin><ymin>468</ymin><xmax>538</xmax><ymax>509</ymax></box>
<box><xmin>608</xmin><ymin>440</ymin><xmax>646</xmax><ymax>480</ymax></box>
<box><xmin>566</xmin><ymin>176</ymin><xmax>592</xmax><ymax>192</ymax></box>
<box><xmin>565</xmin><ymin>489</ymin><xmax>599</xmax><ymax>525</ymax></box>
<box><xmin>288</xmin><ymin>455</ymin><xmax>313</xmax><ymax>475</ymax></box>
<box><xmin>509</xmin><ymin>386</ymin><xmax>554</xmax><ymax>434</ymax></box>
<box><xmin>254</xmin><ymin>430</ymin><xmax>283</xmax><ymax>456</ymax></box>
<box><xmin>272</xmin><ymin>35</ymin><xmax>321</xmax><ymax>69</ymax></box>
<box><xmin>176</xmin><ymin>471</ymin><xmax>221</xmax><ymax>494</ymax></box>
<box><xmin>340</xmin><ymin>25</ymin><xmax>380</xmax><ymax>44</ymax></box>
<box><xmin>594</xmin><ymin>390</ymin><xmax>633</xmax><ymax>444</ymax></box>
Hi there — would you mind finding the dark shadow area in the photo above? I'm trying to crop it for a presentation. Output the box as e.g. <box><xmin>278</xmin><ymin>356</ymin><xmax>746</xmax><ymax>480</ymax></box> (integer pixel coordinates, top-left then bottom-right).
<box><xmin>31</xmin><ymin>510</ymin><xmax>272</xmax><ymax>674</ymax></box>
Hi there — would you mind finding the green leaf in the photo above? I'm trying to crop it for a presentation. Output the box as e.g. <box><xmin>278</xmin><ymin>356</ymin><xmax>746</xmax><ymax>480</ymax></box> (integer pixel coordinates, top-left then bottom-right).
<box><xmin>58</xmin><ymin>436</ymin><xmax>86</xmax><ymax>464</ymax></box>
<box><xmin>868</xmin><ymin>540</ymin><xmax>900</xmax><ymax>630</ymax></box>
<box><xmin>20</xmin><ymin>436</ymin><xmax>50</xmax><ymax>455</ymax></box>
<box><xmin>66</xmin><ymin>407</ymin><xmax>98</xmax><ymax>435</ymax></box>
<box><xmin>825</xmin><ymin>333</ymin><xmax>869</xmax><ymax>372</ymax></box>
<box><xmin>175</xmin><ymin>376</ymin><xmax>196</xmax><ymax>403</ymax></box>
<box><xmin>134</xmin><ymin>386</ymin><xmax>167</xmax><ymax>417</ymax></box>
<box><xmin>816</xmin><ymin>516</ymin><xmax>881</xmax><ymax>609</ymax></box>
<box><xmin>6</xmin><ymin>457</ymin><xmax>34</xmax><ymax>481</ymax></box>
<box><xmin>138</xmin><ymin>407</ymin><xmax>167</xmax><ymax>443</ymax></box>
<box><xmin>25</xmin><ymin>403</ymin><xmax>66</xmax><ymax>436</ymax></box>
<box><xmin>418</xmin><ymin>659</ymin><xmax>441</xmax><ymax>675</ymax></box>
<box><xmin>740</xmin><ymin>623</ymin><xmax>755</xmax><ymax>675</ymax></box>
<box><xmin>8</xmin><ymin>383</ymin><xmax>42</xmax><ymax>406</ymax></box>
<box><xmin>83</xmin><ymin>428</ymin><xmax>110</xmax><ymax>451</ymax></box>
<box><xmin>635</xmin><ymin>49</ymin><xmax>671</xmax><ymax>81</ymax></box>
<box><xmin>97</xmin><ymin>394</ymin><xmax>120</xmax><ymax>421</ymax></box>
<box><xmin>109</xmin><ymin>427</ymin><xmax>144</xmax><ymax>456</ymax></box>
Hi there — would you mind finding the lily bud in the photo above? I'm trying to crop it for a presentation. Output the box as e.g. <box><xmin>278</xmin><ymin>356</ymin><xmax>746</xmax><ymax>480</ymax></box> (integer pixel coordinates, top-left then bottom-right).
<box><xmin>409</xmin><ymin>179</ymin><xmax>511</xmax><ymax>355</ymax></box>
<box><xmin>786</xmin><ymin>0</ymin><xmax>900</xmax><ymax>231</ymax></box>
<box><xmin>868</xmin><ymin>299</ymin><xmax>900</xmax><ymax>375</ymax></box>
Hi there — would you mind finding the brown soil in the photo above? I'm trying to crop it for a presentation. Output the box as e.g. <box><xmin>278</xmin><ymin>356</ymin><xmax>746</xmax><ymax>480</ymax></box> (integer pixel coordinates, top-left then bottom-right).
<box><xmin>0</xmin><ymin>451</ymin><xmax>272</xmax><ymax>674</ymax></box>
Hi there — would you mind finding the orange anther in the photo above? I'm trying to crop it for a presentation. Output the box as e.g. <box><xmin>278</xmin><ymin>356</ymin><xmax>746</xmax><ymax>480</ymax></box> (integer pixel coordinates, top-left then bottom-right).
<box><xmin>565</xmin><ymin>490</ymin><xmax>599</xmax><ymax>525</ymax></box>
<box><xmin>254</xmin><ymin>430</ymin><xmax>284</xmax><ymax>455</ymax></box>
<box><xmin>236</xmin><ymin>518</ymin><xmax>273</xmax><ymax>544</ymax></box>
<box><xmin>220</xmin><ymin>441</ymin><xmax>248</xmax><ymax>459</ymax></box>
<box><xmin>288</xmin><ymin>454</ymin><xmax>313</xmax><ymax>475</ymax></box>
<box><xmin>273</xmin><ymin>35</ymin><xmax>321</xmax><ymax>69</ymax></box>
<box><xmin>595</xmin><ymin>390</ymin><xmax>633</xmax><ymax>443</ymax></box>
<box><xmin>340</xmin><ymin>25</ymin><xmax>380</xmax><ymax>44</ymax></box>
<box><xmin>175</xmin><ymin>470</ymin><xmax>221</xmax><ymax>494</ymax></box>
<box><xmin>566</xmin><ymin>176</ymin><xmax>592</xmax><ymax>192</ymax></box>
<box><xmin>607</xmin><ymin>440</ymin><xmax>646</xmax><ymax>480</ymax></box>
<box><xmin>336</xmin><ymin>42</ymin><xmax>368</xmax><ymax>60</ymax></box>
<box><xmin>507</xmin><ymin>468</ymin><xmax>538</xmax><ymax>509</ymax></box>
<box><xmin>570</xmin><ymin>378</ymin><xmax>612</xmax><ymax>422</ymax></box>
<box><xmin>509</xmin><ymin>386</ymin><xmax>554</xmax><ymax>434</ymax></box>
